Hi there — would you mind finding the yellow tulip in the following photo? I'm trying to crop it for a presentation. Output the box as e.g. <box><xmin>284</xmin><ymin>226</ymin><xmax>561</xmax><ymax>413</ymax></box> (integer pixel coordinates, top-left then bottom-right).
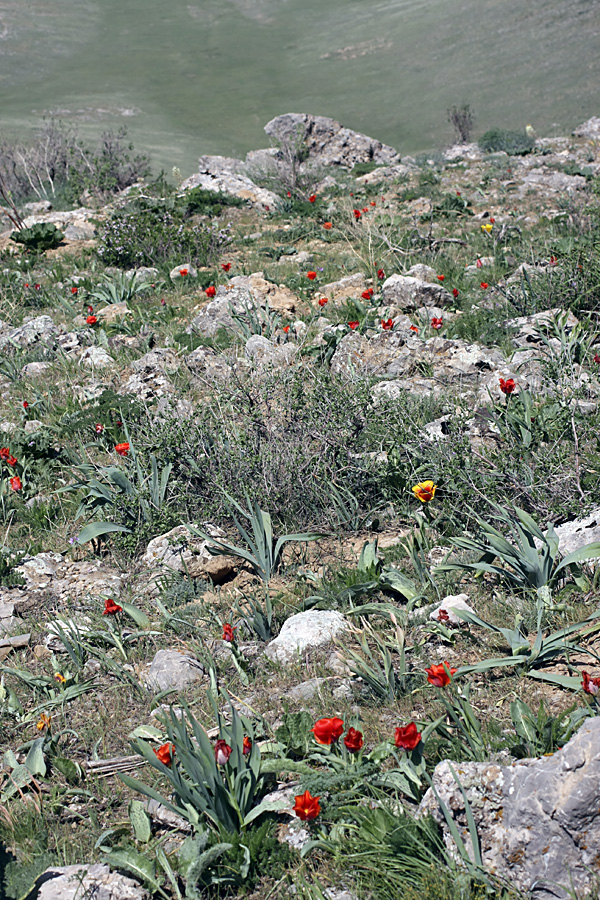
<box><xmin>481</xmin><ymin>223</ymin><xmax>493</xmax><ymax>233</ymax></box>
<box><xmin>412</xmin><ymin>481</ymin><xmax>437</xmax><ymax>502</ymax></box>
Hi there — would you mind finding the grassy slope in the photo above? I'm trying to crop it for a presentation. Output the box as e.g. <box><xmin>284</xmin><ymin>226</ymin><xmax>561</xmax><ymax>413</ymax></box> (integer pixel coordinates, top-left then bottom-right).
<box><xmin>1</xmin><ymin>0</ymin><xmax>600</xmax><ymax>174</ymax></box>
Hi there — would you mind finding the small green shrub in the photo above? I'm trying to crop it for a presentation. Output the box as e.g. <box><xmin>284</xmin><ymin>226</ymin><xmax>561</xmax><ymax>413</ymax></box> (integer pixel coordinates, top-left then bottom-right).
<box><xmin>11</xmin><ymin>223</ymin><xmax>64</xmax><ymax>251</ymax></box>
<box><xmin>479</xmin><ymin>128</ymin><xmax>535</xmax><ymax>156</ymax></box>
<box><xmin>97</xmin><ymin>200</ymin><xmax>231</xmax><ymax>269</ymax></box>
<box><xmin>182</xmin><ymin>186</ymin><xmax>246</xmax><ymax>217</ymax></box>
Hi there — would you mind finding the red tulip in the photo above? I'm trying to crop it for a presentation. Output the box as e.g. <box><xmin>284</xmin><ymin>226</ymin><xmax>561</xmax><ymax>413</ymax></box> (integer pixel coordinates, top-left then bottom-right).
<box><xmin>179</xmin><ymin>268</ymin><xmax>189</xmax><ymax>277</ymax></box>
<box><xmin>549</xmin><ymin>255</ymin><xmax>558</xmax><ymax>266</ymax></box>
<box><xmin>499</xmin><ymin>377</ymin><xmax>516</xmax><ymax>395</ymax></box>
<box><xmin>452</xmin><ymin>288</ymin><xmax>459</xmax><ymax>298</ymax></box>
<box><xmin>476</xmin><ymin>259</ymin><xmax>483</xmax><ymax>269</ymax></box>
<box><xmin>222</xmin><ymin>623</ymin><xmax>235</xmax><ymax>642</ymax></box>
<box><xmin>480</xmin><ymin>282</ymin><xmax>489</xmax><ymax>290</ymax></box>
<box><xmin>24</xmin><ymin>283</ymin><xmax>29</xmax><ymax>288</ymax></box>
<box><xmin>394</xmin><ymin>722</ymin><xmax>422</xmax><ymax>751</ymax></box>
<box><xmin>353</xmin><ymin>209</ymin><xmax>361</xmax><ymax>220</ymax></box>
<box><xmin>114</xmin><ymin>442</ymin><xmax>130</xmax><ymax>457</ymax></box>
<box><xmin>293</xmin><ymin>789</ymin><xmax>321</xmax><ymax>821</ymax></box>
<box><xmin>307</xmin><ymin>271</ymin><xmax>317</xmax><ymax>281</ymax></box>
<box><xmin>154</xmin><ymin>743</ymin><xmax>175</xmax><ymax>766</ymax></box>
<box><xmin>381</xmin><ymin>318</ymin><xmax>393</xmax><ymax>330</ymax></box>
<box><xmin>361</xmin><ymin>289</ymin><xmax>374</xmax><ymax>300</ymax></box>
<box><xmin>361</xmin><ymin>207</ymin><xmax>369</xmax><ymax>213</ymax></box>
<box><xmin>323</xmin><ymin>222</ymin><xmax>333</xmax><ymax>230</ymax></box>
<box><xmin>23</xmin><ymin>402</ymin><xmax>29</xmax><ymax>410</ymax></box>
<box><xmin>221</xmin><ymin>263</ymin><xmax>232</xmax><ymax>272</ymax></box>
<box><xmin>489</xmin><ymin>217</ymin><xmax>495</xmax><ymax>224</ymax></box>
<box><xmin>343</xmin><ymin>727</ymin><xmax>364</xmax><ymax>752</ymax></box>
<box><xmin>309</xmin><ymin>194</ymin><xmax>317</xmax><ymax>203</ymax></box>
<box><xmin>348</xmin><ymin>321</ymin><xmax>359</xmax><ymax>330</ymax></box>
<box><xmin>0</xmin><ymin>448</ymin><xmax>9</xmax><ymax>460</ymax></box>
<box><xmin>9</xmin><ymin>476</ymin><xmax>21</xmax><ymax>492</ymax></box>
<box><xmin>594</xmin><ymin>355</ymin><xmax>600</xmax><ymax>365</ymax></box>
<box><xmin>6</xmin><ymin>456</ymin><xmax>17</xmax><ymax>468</ymax></box>
<box><xmin>312</xmin><ymin>717</ymin><xmax>344</xmax><ymax>745</ymax></box>
<box><xmin>35</xmin><ymin>284</ymin><xmax>41</xmax><ymax>290</ymax></box>
<box><xmin>205</xmin><ymin>286</ymin><xmax>216</xmax><ymax>298</ymax></box>
<box><xmin>425</xmin><ymin>662</ymin><xmax>457</xmax><ymax>687</ymax></box>
<box><xmin>431</xmin><ymin>317</ymin><xmax>443</xmax><ymax>330</ymax></box>
<box><xmin>86</xmin><ymin>315</ymin><xmax>97</xmax><ymax>326</ymax></box>
<box><xmin>215</xmin><ymin>739</ymin><xmax>232</xmax><ymax>765</ymax></box>
<box><xmin>377</xmin><ymin>268</ymin><xmax>385</xmax><ymax>280</ymax></box>
<box><xmin>318</xmin><ymin>297</ymin><xmax>328</xmax><ymax>307</ymax></box>
<box><xmin>88</xmin><ymin>305</ymin><xmax>94</xmax><ymax>314</ymax></box>
<box><xmin>582</xmin><ymin>671</ymin><xmax>600</xmax><ymax>695</ymax></box>
<box><xmin>410</xmin><ymin>325</ymin><xmax>419</xmax><ymax>333</ymax></box>
<box><xmin>437</xmin><ymin>608</ymin><xmax>451</xmax><ymax>623</ymax></box>
<box><xmin>95</xmin><ymin>424</ymin><xmax>104</xmax><ymax>434</ymax></box>
<box><xmin>71</xmin><ymin>287</ymin><xmax>78</xmax><ymax>295</ymax></box>
<box><xmin>243</xmin><ymin>736</ymin><xmax>252</xmax><ymax>755</ymax></box>
<box><xmin>437</xmin><ymin>275</ymin><xmax>445</xmax><ymax>282</ymax></box>
<box><xmin>103</xmin><ymin>598</ymin><xmax>122</xmax><ymax>615</ymax></box>
<box><xmin>283</xmin><ymin>325</ymin><xmax>290</xmax><ymax>333</ymax></box>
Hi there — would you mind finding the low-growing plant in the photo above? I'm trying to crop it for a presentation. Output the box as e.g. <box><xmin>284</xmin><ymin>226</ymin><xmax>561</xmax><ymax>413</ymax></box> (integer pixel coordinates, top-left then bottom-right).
<box><xmin>89</xmin><ymin>271</ymin><xmax>156</xmax><ymax>305</ymax></box>
<box><xmin>10</xmin><ymin>223</ymin><xmax>64</xmax><ymax>252</ymax></box>
<box><xmin>438</xmin><ymin>503</ymin><xmax>600</xmax><ymax>607</ymax></box>
<box><xmin>121</xmin><ymin>698</ymin><xmax>300</xmax><ymax>834</ymax></box>
<box><xmin>189</xmin><ymin>491</ymin><xmax>322</xmax><ymax>583</ymax></box>
<box><xmin>479</xmin><ymin>128</ymin><xmax>535</xmax><ymax>156</ymax></box>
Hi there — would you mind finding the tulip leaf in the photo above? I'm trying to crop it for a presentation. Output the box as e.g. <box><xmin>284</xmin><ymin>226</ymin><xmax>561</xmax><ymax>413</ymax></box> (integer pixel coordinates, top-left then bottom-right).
<box><xmin>77</xmin><ymin>522</ymin><xmax>131</xmax><ymax>544</ymax></box>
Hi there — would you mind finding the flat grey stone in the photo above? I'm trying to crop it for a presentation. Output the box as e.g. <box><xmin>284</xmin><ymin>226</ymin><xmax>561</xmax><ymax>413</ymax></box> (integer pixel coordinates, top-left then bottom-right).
<box><xmin>145</xmin><ymin>649</ymin><xmax>205</xmax><ymax>691</ymax></box>
<box><xmin>265</xmin><ymin>610</ymin><xmax>349</xmax><ymax>665</ymax></box>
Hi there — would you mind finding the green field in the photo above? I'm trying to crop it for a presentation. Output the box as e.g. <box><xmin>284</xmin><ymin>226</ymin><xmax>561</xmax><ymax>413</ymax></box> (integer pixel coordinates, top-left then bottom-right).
<box><xmin>2</xmin><ymin>0</ymin><xmax>599</xmax><ymax>176</ymax></box>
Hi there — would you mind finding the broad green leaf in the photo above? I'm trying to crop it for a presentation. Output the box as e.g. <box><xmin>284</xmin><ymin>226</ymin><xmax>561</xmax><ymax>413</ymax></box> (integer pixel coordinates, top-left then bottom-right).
<box><xmin>527</xmin><ymin>670</ymin><xmax>584</xmax><ymax>690</ymax></box>
<box><xmin>243</xmin><ymin>795</ymin><xmax>290</xmax><ymax>825</ymax></box>
<box><xmin>128</xmin><ymin>799</ymin><xmax>152</xmax><ymax>843</ymax></box>
<box><xmin>554</xmin><ymin>542</ymin><xmax>600</xmax><ymax>575</ymax></box>
<box><xmin>77</xmin><ymin>522</ymin><xmax>131</xmax><ymax>544</ymax></box>
<box><xmin>119</xmin><ymin>601</ymin><xmax>151</xmax><ymax>629</ymax></box>
<box><xmin>25</xmin><ymin>737</ymin><xmax>46</xmax><ymax>776</ymax></box>
<box><xmin>1</xmin><ymin>763</ymin><xmax>35</xmax><ymax>801</ymax></box>
<box><xmin>103</xmin><ymin>848</ymin><xmax>159</xmax><ymax>890</ymax></box>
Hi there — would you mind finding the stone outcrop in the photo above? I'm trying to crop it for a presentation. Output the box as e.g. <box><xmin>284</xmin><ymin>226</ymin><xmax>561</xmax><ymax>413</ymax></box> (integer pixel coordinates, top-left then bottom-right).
<box><xmin>263</xmin><ymin>113</ymin><xmax>400</xmax><ymax>168</ymax></box>
<box><xmin>417</xmin><ymin>717</ymin><xmax>600</xmax><ymax>900</ymax></box>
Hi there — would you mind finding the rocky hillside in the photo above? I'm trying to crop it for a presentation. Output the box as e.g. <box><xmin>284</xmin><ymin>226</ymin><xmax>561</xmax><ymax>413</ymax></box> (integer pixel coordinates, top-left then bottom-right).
<box><xmin>1</xmin><ymin>113</ymin><xmax>600</xmax><ymax>900</ymax></box>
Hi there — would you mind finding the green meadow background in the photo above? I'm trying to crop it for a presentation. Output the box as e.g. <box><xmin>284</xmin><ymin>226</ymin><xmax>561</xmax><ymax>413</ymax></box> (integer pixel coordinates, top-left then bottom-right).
<box><xmin>2</xmin><ymin>0</ymin><xmax>599</xmax><ymax>176</ymax></box>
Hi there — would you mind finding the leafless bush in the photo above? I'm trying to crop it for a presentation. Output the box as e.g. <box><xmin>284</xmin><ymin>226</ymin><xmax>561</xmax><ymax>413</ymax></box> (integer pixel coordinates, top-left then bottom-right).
<box><xmin>246</xmin><ymin>129</ymin><xmax>325</xmax><ymax>200</ymax></box>
<box><xmin>447</xmin><ymin>104</ymin><xmax>475</xmax><ymax>143</ymax></box>
<box><xmin>0</xmin><ymin>118</ymin><xmax>150</xmax><ymax>205</ymax></box>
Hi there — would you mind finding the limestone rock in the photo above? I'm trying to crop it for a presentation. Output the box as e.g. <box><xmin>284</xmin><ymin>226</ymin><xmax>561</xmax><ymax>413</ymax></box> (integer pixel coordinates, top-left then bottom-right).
<box><xmin>188</xmin><ymin>286</ymin><xmax>253</xmax><ymax>338</ymax></box>
<box><xmin>143</xmin><ymin>524</ymin><xmax>237</xmax><ymax>583</ymax></box>
<box><xmin>145</xmin><ymin>648</ymin><xmax>205</xmax><ymax>691</ymax></box>
<box><xmin>573</xmin><ymin>117</ymin><xmax>600</xmax><ymax>140</ymax></box>
<box><xmin>131</xmin><ymin>348</ymin><xmax>180</xmax><ymax>375</ymax></box>
<box><xmin>553</xmin><ymin>508</ymin><xmax>600</xmax><ymax>558</ymax></box>
<box><xmin>229</xmin><ymin>272</ymin><xmax>298</xmax><ymax>313</ymax></box>
<box><xmin>264</xmin><ymin>113</ymin><xmax>400</xmax><ymax>168</ymax></box>
<box><xmin>318</xmin><ymin>272</ymin><xmax>368</xmax><ymax>302</ymax></box>
<box><xmin>381</xmin><ymin>273</ymin><xmax>452</xmax><ymax>311</ymax></box>
<box><xmin>185</xmin><ymin>346</ymin><xmax>232</xmax><ymax>383</ymax></box>
<box><xmin>169</xmin><ymin>263</ymin><xmax>197</xmax><ymax>281</ymax></box>
<box><xmin>0</xmin><ymin>315</ymin><xmax>59</xmax><ymax>351</ymax></box>
<box><xmin>181</xmin><ymin>163</ymin><xmax>278</xmax><ymax>209</ymax></box>
<box><xmin>265</xmin><ymin>610</ymin><xmax>349</xmax><ymax>664</ymax></box>
<box><xmin>95</xmin><ymin>302</ymin><xmax>131</xmax><ymax>324</ymax></box>
<box><xmin>79</xmin><ymin>346</ymin><xmax>114</xmax><ymax>369</ymax></box>
<box><xmin>245</xmin><ymin>335</ymin><xmax>297</xmax><ymax>369</ymax></box>
<box><xmin>35</xmin><ymin>863</ymin><xmax>148</xmax><ymax>900</ymax></box>
<box><xmin>417</xmin><ymin>717</ymin><xmax>600</xmax><ymax>900</ymax></box>
<box><xmin>429</xmin><ymin>593</ymin><xmax>474</xmax><ymax>625</ymax></box>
